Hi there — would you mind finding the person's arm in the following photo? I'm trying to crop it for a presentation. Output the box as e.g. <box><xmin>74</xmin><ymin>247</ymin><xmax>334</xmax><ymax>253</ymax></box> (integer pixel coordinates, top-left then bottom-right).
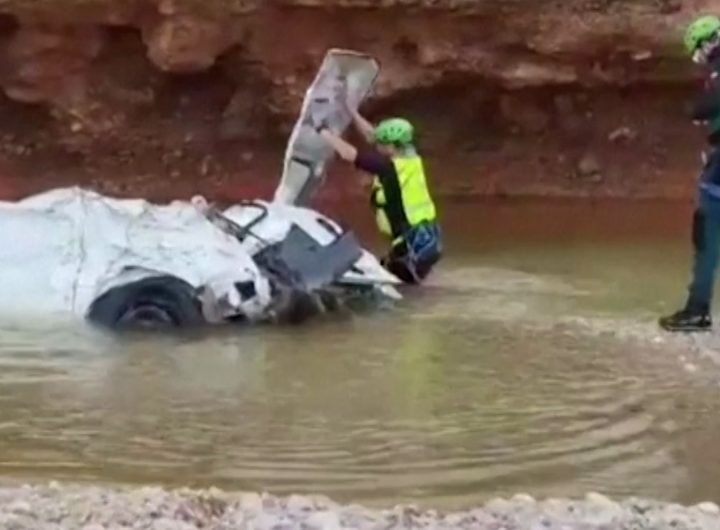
<box><xmin>317</xmin><ymin>127</ymin><xmax>358</xmax><ymax>162</ymax></box>
<box><xmin>347</xmin><ymin>107</ymin><xmax>376</xmax><ymax>143</ymax></box>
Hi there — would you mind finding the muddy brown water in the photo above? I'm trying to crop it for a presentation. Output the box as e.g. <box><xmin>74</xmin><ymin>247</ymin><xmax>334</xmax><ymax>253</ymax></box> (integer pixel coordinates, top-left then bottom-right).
<box><xmin>2</xmin><ymin>199</ymin><xmax>720</xmax><ymax>510</ymax></box>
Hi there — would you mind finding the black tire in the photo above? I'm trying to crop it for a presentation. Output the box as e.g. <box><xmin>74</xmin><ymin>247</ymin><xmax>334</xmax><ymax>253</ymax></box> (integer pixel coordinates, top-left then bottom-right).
<box><xmin>87</xmin><ymin>275</ymin><xmax>205</xmax><ymax>331</ymax></box>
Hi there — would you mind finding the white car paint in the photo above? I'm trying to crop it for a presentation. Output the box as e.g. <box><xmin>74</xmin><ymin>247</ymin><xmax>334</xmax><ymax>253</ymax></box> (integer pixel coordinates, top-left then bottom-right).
<box><xmin>0</xmin><ymin>186</ymin><xmax>400</xmax><ymax>323</ymax></box>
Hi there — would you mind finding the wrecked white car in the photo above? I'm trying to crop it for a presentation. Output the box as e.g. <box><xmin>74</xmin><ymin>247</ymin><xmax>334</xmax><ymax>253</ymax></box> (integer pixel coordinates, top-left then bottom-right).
<box><xmin>0</xmin><ymin>187</ymin><xmax>400</xmax><ymax>329</ymax></box>
<box><xmin>0</xmin><ymin>49</ymin><xmax>402</xmax><ymax>330</ymax></box>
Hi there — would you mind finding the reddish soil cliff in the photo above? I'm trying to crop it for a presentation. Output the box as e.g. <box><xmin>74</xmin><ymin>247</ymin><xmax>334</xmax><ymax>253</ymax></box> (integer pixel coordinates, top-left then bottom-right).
<box><xmin>0</xmin><ymin>0</ymin><xmax>714</xmax><ymax>202</ymax></box>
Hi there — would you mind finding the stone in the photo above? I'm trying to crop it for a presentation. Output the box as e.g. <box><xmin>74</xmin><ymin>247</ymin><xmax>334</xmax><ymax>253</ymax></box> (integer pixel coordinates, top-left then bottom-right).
<box><xmin>486</xmin><ymin>497</ymin><xmax>512</xmax><ymax>513</ymax></box>
<box><xmin>239</xmin><ymin>493</ymin><xmax>263</xmax><ymax>513</ymax></box>
<box><xmin>251</xmin><ymin>512</ymin><xmax>283</xmax><ymax>530</ymax></box>
<box><xmin>632</xmin><ymin>50</ymin><xmax>653</xmax><ymax>61</ymax></box>
<box><xmin>7</xmin><ymin>501</ymin><xmax>32</xmax><ymax>515</ymax></box>
<box><xmin>696</xmin><ymin>502</ymin><xmax>720</xmax><ymax>514</ymax></box>
<box><xmin>577</xmin><ymin>153</ymin><xmax>602</xmax><ymax>180</ymax></box>
<box><xmin>608</xmin><ymin>126</ymin><xmax>637</xmax><ymax>143</ymax></box>
<box><xmin>142</xmin><ymin>15</ymin><xmax>232</xmax><ymax>73</ymax></box>
<box><xmin>286</xmin><ymin>494</ymin><xmax>313</xmax><ymax>514</ymax></box>
<box><xmin>150</xmin><ymin>517</ymin><xmax>198</xmax><ymax>530</ymax></box>
<box><xmin>444</xmin><ymin>513</ymin><xmax>466</xmax><ymax>525</ymax></box>
<box><xmin>305</xmin><ymin>511</ymin><xmax>341</xmax><ymax>530</ymax></box>
<box><xmin>512</xmin><ymin>493</ymin><xmax>536</xmax><ymax>504</ymax></box>
<box><xmin>684</xmin><ymin>363</ymin><xmax>698</xmax><ymax>373</ymax></box>
<box><xmin>3</xmin><ymin>25</ymin><xmax>104</xmax><ymax>105</ymax></box>
<box><xmin>585</xmin><ymin>492</ymin><xmax>615</xmax><ymax>507</ymax></box>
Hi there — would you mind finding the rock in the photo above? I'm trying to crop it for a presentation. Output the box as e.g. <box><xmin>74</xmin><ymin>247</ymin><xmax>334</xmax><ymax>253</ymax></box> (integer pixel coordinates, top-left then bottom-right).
<box><xmin>684</xmin><ymin>362</ymin><xmax>698</xmax><ymax>373</ymax></box>
<box><xmin>577</xmin><ymin>153</ymin><xmax>602</xmax><ymax>181</ymax></box>
<box><xmin>608</xmin><ymin>126</ymin><xmax>637</xmax><ymax>143</ymax></box>
<box><xmin>286</xmin><ymin>494</ymin><xmax>313</xmax><ymax>514</ymax></box>
<box><xmin>512</xmin><ymin>493</ymin><xmax>536</xmax><ymax>504</ymax></box>
<box><xmin>632</xmin><ymin>50</ymin><xmax>653</xmax><ymax>61</ymax></box>
<box><xmin>239</xmin><ymin>492</ymin><xmax>263</xmax><ymax>513</ymax></box>
<box><xmin>304</xmin><ymin>511</ymin><xmax>341</xmax><ymax>530</ymax></box>
<box><xmin>309</xmin><ymin>495</ymin><xmax>335</xmax><ymax>510</ymax></box>
<box><xmin>3</xmin><ymin>24</ymin><xmax>104</xmax><ymax>106</ymax></box>
<box><xmin>485</xmin><ymin>497</ymin><xmax>512</xmax><ymax>514</ymax></box>
<box><xmin>696</xmin><ymin>502</ymin><xmax>720</xmax><ymax>514</ymax></box>
<box><xmin>142</xmin><ymin>15</ymin><xmax>232</xmax><ymax>73</ymax></box>
<box><xmin>199</xmin><ymin>156</ymin><xmax>212</xmax><ymax>176</ymax></box>
<box><xmin>444</xmin><ymin>512</ymin><xmax>466</xmax><ymax>525</ymax></box>
<box><xmin>150</xmin><ymin>517</ymin><xmax>198</xmax><ymax>530</ymax></box>
<box><xmin>585</xmin><ymin>492</ymin><xmax>615</xmax><ymax>507</ymax></box>
<box><xmin>250</xmin><ymin>512</ymin><xmax>282</xmax><ymax>530</ymax></box>
<box><xmin>7</xmin><ymin>501</ymin><xmax>32</xmax><ymax>515</ymax></box>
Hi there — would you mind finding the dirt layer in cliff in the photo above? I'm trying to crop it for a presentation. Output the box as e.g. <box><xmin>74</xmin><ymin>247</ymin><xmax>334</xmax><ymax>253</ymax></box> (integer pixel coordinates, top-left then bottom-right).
<box><xmin>0</xmin><ymin>12</ymin><xmax>708</xmax><ymax>202</ymax></box>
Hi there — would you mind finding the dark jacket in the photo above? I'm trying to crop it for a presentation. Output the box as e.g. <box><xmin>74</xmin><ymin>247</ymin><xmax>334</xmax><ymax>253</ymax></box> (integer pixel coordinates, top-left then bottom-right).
<box><xmin>693</xmin><ymin>52</ymin><xmax>720</xmax><ymax>195</ymax></box>
<box><xmin>693</xmin><ymin>54</ymin><xmax>720</xmax><ymax>146</ymax></box>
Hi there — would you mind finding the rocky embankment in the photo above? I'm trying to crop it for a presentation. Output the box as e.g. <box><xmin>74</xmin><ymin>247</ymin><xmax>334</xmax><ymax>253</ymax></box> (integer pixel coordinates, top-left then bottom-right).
<box><xmin>0</xmin><ymin>483</ymin><xmax>719</xmax><ymax>530</ymax></box>
<box><xmin>0</xmin><ymin>0</ymin><xmax>715</xmax><ymax>202</ymax></box>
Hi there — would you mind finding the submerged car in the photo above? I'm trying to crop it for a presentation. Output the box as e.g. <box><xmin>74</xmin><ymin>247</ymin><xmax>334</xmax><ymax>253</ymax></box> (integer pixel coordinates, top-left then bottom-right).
<box><xmin>0</xmin><ymin>186</ymin><xmax>400</xmax><ymax>329</ymax></box>
<box><xmin>0</xmin><ymin>49</ymin><xmax>402</xmax><ymax>330</ymax></box>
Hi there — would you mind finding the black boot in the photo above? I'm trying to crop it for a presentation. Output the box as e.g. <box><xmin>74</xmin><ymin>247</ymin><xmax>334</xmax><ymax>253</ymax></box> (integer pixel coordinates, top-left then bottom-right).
<box><xmin>659</xmin><ymin>304</ymin><xmax>712</xmax><ymax>332</ymax></box>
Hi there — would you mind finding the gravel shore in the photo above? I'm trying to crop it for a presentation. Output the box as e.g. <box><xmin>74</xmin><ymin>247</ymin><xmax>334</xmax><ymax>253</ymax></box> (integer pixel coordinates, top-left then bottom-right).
<box><xmin>0</xmin><ymin>483</ymin><xmax>718</xmax><ymax>530</ymax></box>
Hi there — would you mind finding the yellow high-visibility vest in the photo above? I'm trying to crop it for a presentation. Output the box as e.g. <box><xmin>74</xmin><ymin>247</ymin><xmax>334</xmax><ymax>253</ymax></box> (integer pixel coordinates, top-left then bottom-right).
<box><xmin>371</xmin><ymin>156</ymin><xmax>437</xmax><ymax>242</ymax></box>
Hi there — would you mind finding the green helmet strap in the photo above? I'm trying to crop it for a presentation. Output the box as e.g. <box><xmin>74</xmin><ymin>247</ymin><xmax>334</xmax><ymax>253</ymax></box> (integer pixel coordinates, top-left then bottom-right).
<box><xmin>374</xmin><ymin>118</ymin><xmax>414</xmax><ymax>146</ymax></box>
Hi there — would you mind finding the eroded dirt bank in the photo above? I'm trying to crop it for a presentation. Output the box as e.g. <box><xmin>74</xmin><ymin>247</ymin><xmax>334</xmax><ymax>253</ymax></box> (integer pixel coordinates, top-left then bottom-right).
<box><xmin>0</xmin><ymin>0</ymin><xmax>714</xmax><ymax>202</ymax></box>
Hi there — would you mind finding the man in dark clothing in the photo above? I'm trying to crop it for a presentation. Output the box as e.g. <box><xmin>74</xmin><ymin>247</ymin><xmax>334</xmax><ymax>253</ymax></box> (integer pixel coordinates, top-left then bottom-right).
<box><xmin>660</xmin><ymin>15</ymin><xmax>720</xmax><ymax>331</ymax></box>
<box><xmin>353</xmin><ymin>149</ymin><xmax>441</xmax><ymax>283</ymax></box>
<box><xmin>313</xmin><ymin>103</ymin><xmax>441</xmax><ymax>284</ymax></box>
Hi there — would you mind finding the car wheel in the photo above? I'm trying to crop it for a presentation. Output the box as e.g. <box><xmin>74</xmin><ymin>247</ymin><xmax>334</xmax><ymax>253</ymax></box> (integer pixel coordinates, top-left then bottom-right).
<box><xmin>87</xmin><ymin>275</ymin><xmax>205</xmax><ymax>331</ymax></box>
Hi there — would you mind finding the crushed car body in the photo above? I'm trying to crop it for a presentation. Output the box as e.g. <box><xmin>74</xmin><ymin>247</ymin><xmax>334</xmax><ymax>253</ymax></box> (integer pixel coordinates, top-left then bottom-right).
<box><xmin>0</xmin><ymin>187</ymin><xmax>400</xmax><ymax>329</ymax></box>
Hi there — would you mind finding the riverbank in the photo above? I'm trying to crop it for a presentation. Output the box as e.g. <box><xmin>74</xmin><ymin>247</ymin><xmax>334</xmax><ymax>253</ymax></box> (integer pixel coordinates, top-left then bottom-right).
<box><xmin>0</xmin><ymin>482</ymin><xmax>718</xmax><ymax>530</ymax></box>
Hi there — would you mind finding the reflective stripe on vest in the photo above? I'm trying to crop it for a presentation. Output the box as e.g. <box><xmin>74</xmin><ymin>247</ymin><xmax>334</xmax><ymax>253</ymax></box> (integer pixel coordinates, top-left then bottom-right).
<box><xmin>371</xmin><ymin>156</ymin><xmax>437</xmax><ymax>239</ymax></box>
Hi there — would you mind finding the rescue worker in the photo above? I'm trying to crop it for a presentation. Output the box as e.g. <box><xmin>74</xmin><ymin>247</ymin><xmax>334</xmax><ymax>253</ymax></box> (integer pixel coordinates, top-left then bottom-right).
<box><xmin>314</xmin><ymin>105</ymin><xmax>442</xmax><ymax>284</ymax></box>
<box><xmin>660</xmin><ymin>14</ymin><xmax>720</xmax><ymax>331</ymax></box>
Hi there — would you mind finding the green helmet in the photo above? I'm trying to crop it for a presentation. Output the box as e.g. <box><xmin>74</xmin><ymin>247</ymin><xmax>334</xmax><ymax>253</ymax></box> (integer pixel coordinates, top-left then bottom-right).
<box><xmin>684</xmin><ymin>15</ymin><xmax>720</xmax><ymax>55</ymax></box>
<box><xmin>374</xmin><ymin>118</ymin><xmax>414</xmax><ymax>146</ymax></box>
